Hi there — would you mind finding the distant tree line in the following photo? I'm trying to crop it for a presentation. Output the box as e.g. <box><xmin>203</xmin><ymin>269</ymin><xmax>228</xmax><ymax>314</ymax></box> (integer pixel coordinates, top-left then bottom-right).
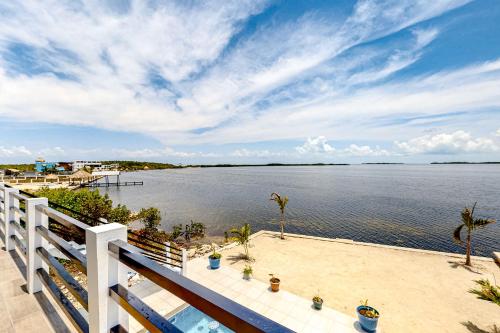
<box><xmin>102</xmin><ymin>160</ymin><xmax>182</xmax><ymax>171</ymax></box>
<box><xmin>185</xmin><ymin>163</ymin><xmax>349</xmax><ymax>168</ymax></box>
<box><xmin>0</xmin><ymin>164</ymin><xmax>35</xmax><ymax>172</ymax></box>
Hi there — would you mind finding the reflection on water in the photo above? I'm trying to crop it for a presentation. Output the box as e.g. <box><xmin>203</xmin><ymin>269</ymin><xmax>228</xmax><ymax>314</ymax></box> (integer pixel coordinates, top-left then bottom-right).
<box><xmin>104</xmin><ymin>165</ymin><xmax>500</xmax><ymax>256</ymax></box>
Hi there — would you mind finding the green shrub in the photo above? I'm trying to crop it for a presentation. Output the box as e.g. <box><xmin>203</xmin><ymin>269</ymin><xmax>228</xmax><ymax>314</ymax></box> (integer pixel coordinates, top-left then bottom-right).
<box><xmin>35</xmin><ymin>188</ymin><xmax>131</xmax><ymax>225</ymax></box>
<box><xmin>469</xmin><ymin>279</ymin><xmax>500</xmax><ymax>306</ymax></box>
<box><xmin>138</xmin><ymin>207</ymin><xmax>161</xmax><ymax>230</ymax></box>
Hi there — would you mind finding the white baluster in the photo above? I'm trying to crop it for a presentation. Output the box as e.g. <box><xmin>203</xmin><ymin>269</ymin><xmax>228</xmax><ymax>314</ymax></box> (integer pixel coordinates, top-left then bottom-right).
<box><xmin>25</xmin><ymin>197</ymin><xmax>49</xmax><ymax>293</ymax></box>
<box><xmin>3</xmin><ymin>187</ymin><xmax>18</xmax><ymax>251</ymax></box>
<box><xmin>165</xmin><ymin>241</ymin><xmax>171</xmax><ymax>268</ymax></box>
<box><xmin>181</xmin><ymin>248</ymin><xmax>187</xmax><ymax>276</ymax></box>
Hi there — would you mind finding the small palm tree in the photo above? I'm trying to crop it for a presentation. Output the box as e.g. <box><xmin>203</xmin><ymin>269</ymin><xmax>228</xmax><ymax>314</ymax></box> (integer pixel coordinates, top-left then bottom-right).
<box><xmin>229</xmin><ymin>223</ymin><xmax>251</xmax><ymax>260</ymax></box>
<box><xmin>270</xmin><ymin>192</ymin><xmax>289</xmax><ymax>240</ymax></box>
<box><xmin>453</xmin><ymin>202</ymin><xmax>495</xmax><ymax>266</ymax></box>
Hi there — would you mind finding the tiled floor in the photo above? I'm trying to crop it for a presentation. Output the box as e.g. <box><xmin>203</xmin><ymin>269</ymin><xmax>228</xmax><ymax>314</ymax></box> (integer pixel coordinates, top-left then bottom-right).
<box><xmin>186</xmin><ymin>257</ymin><xmax>365</xmax><ymax>333</ymax></box>
<box><xmin>129</xmin><ymin>256</ymin><xmax>367</xmax><ymax>332</ymax></box>
<box><xmin>0</xmin><ymin>237</ymin><xmax>75</xmax><ymax>333</ymax></box>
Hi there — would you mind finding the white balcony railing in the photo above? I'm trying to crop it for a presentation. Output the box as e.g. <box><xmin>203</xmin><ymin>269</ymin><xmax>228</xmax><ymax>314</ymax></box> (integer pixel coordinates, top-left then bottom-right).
<box><xmin>0</xmin><ymin>182</ymin><xmax>293</xmax><ymax>333</ymax></box>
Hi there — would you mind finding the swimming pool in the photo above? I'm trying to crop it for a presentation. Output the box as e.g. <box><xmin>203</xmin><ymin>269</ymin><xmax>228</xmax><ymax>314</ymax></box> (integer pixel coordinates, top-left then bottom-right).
<box><xmin>168</xmin><ymin>306</ymin><xmax>234</xmax><ymax>333</ymax></box>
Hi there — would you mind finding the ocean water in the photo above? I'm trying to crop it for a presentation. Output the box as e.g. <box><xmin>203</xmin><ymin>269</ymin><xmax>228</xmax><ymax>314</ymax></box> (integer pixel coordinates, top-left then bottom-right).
<box><xmin>103</xmin><ymin>165</ymin><xmax>500</xmax><ymax>256</ymax></box>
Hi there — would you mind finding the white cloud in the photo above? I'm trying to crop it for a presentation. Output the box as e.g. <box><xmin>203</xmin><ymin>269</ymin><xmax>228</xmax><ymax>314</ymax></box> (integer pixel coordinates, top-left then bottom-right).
<box><xmin>495</xmin><ymin>129</ymin><xmax>500</xmax><ymax>137</ymax></box>
<box><xmin>343</xmin><ymin>144</ymin><xmax>391</xmax><ymax>157</ymax></box>
<box><xmin>201</xmin><ymin>58</ymin><xmax>500</xmax><ymax>145</ymax></box>
<box><xmin>295</xmin><ymin>137</ymin><xmax>391</xmax><ymax>157</ymax></box>
<box><xmin>0</xmin><ymin>146</ymin><xmax>32</xmax><ymax>157</ymax></box>
<box><xmin>0</xmin><ymin>0</ymin><xmax>477</xmax><ymax>147</ymax></box>
<box><xmin>296</xmin><ymin>131</ymin><xmax>499</xmax><ymax>158</ymax></box>
<box><xmin>295</xmin><ymin>136</ymin><xmax>335</xmax><ymax>154</ymax></box>
<box><xmin>0</xmin><ymin>0</ymin><xmax>268</xmax><ymax>135</ymax></box>
<box><xmin>413</xmin><ymin>28</ymin><xmax>439</xmax><ymax>48</ymax></box>
<box><xmin>231</xmin><ymin>149</ymin><xmax>285</xmax><ymax>158</ymax></box>
<box><xmin>37</xmin><ymin>147</ymin><xmax>65</xmax><ymax>157</ymax></box>
<box><xmin>395</xmin><ymin>131</ymin><xmax>499</xmax><ymax>154</ymax></box>
<box><xmin>110</xmin><ymin>147</ymin><xmax>219</xmax><ymax>159</ymax></box>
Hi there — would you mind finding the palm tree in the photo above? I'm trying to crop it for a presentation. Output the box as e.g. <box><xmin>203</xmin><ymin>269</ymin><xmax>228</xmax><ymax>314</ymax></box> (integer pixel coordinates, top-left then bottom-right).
<box><xmin>453</xmin><ymin>202</ymin><xmax>495</xmax><ymax>266</ymax></box>
<box><xmin>229</xmin><ymin>223</ymin><xmax>251</xmax><ymax>260</ymax></box>
<box><xmin>270</xmin><ymin>192</ymin><xmax>289</xmax><ymax>240</ymax></box>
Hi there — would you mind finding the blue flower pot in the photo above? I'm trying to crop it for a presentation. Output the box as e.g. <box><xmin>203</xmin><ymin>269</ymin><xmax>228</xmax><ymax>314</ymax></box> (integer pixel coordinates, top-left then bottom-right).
<box><xmin>209</xmin><ymin>257</ymin><xmax>220</xmax><ymax>269</ymax></box>
<box><xmin>357</xmin><ymin>305</ymin><xmax>379</xmax><ymax>332</ymax></box>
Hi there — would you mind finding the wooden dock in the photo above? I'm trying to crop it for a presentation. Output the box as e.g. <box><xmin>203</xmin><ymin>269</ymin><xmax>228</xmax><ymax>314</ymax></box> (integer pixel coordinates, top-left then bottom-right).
<box><xmin>84</xmin><ymin>181</ymin><xmax>143</xmax><ymax>187</ymax></box>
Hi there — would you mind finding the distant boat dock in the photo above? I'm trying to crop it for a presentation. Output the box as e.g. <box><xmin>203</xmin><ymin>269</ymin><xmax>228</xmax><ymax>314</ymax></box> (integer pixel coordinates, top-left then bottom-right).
<box><xmin>84</xmin><ymin>180</ymin><xmax>144</xmax><ymax>187</ymax></box>
<box><xmin>85</xmin><ymin>170</ymin><xmax>143</xmax><ymax>188</ymax></box>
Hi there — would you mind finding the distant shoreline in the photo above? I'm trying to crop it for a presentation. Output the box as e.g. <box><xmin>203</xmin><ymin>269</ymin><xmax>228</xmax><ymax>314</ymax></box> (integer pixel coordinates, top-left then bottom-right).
<box><xmin>361</xmin><ymin>162</ymin><xmax>404</xmax><ymax>165</ymax></box>
<box><xmin>185</xmin><ymin>163</ymin><xmax>350</xmax><ymax>168</ymax></box>
<box><xmin>430</xmin><ymin>161</ymin><xmax>500</xmax><ymax>164</ymax></box>
<box><xmin>3</xmin><ymin>161</ymin><xmax>500</xmax><ymax>173</ymax></box>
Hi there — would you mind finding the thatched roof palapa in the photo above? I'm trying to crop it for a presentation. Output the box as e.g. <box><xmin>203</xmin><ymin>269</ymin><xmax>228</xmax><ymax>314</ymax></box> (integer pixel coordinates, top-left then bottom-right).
<box><xmin>69</xmin><ymin>170</ymin><xmax>92</xmax><ymax>179</ymax></box>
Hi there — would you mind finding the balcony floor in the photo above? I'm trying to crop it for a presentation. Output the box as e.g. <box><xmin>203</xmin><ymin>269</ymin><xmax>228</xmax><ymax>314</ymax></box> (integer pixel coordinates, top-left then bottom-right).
<box><xmin>0</xmin><ymin>237</ymin><xmax>76</xmax><ymax>333</ymax></box>
<box><xmin>187</xmin><ymin>257</ymin><xmax>362</xmax><ymax>332</ymax></box>
<box><xmin>129</xmin><ymin>252</ymin><xmax>362</xmax><ymax>332</ymax></box>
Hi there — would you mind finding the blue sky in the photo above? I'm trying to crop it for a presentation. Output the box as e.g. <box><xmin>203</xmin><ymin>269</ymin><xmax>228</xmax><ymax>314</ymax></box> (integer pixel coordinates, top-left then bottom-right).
<box><xmin>1</xmin><ymin>0</ymin><xmax>500</xmax><ymax>164</ymax></box>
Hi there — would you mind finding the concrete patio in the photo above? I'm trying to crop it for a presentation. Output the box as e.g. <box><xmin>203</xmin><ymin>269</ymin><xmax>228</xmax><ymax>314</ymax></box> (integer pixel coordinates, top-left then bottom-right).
<box><xmin>128</xmin><ymin>254</ymin><xmax>363</xmax><ymax>333</ymax></box>
<box><xmin>187</xmin><ymin>257</ymin><xmax>363</xmax><ymax>332</ymax></box>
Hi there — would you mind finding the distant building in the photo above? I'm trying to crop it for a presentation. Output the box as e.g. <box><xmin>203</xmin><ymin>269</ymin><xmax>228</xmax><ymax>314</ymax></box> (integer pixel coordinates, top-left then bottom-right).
<box><xmin>35</xmin><ymin>158</ymin><xmax>58</xmax><ymax>173</ymax></box>
<box><xmin>72</xmin><ymin>161</ymin><xmax>119</xmax><ymax>172</ymax></box>
<box><xmin>72</xmin><ymin>160</ymin><xmax>103</xmax><ymax>172</ymax></box>
<box><xmin>56</xmin><ymin>162</ymin><xmax>73</xmax><ymax>172</ymax></box>
<box><xmin>93</xmin><ymin>163</ymin><xmax>119</xmax><ymax>171</ymax></box>
<box><xmin>33</xmin><ymin>159</ymin><xmax>119</xmax><ymax>173</ymax></box>
<box><xmin>5</xmin><ymin>169</ymin><xmax>21</xmax><ymax>176</ymax></box>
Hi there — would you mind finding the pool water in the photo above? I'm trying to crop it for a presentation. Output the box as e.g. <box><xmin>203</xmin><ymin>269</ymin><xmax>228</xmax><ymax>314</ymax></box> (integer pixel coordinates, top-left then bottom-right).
<box><xmin>168</xmin><ymin>306</ymin><xmax>234</xmax><ymax>333</ymax></box>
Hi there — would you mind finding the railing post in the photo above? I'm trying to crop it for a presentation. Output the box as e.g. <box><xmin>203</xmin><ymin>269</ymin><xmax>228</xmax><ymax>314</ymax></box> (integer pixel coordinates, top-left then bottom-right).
<box><xmin>181</xmin><ymin>248</ymin><xmax>187</xmax><ymax>276</ymax></box>
<box><xmin>26</xmin><ymin>197</ymin><xmax>49</xmax><ymax>294</ymax></box>
<box><xmin>0</xmin><ymin>183</ymin><xmax>4</xmax><ymax>239</ymax></box>
<box><xmin>3</xmin><ymin>187</ymin><xmax>18</xmax><ymax>251</ymax></box>
<box><xmin>165</xmin><ymin>242</ymin><xmax>171</xmax><ymax>267</ymax></box>
<box><xmin>86</xmin><ymin>223</ymin><xmax>129</xmax><ymax>333</ymax></box>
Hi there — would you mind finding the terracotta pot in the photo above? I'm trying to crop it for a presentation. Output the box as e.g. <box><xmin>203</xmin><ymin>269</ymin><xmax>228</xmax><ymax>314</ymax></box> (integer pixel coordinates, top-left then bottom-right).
<box><xmin>270</xmin><ymin>278</ymin><xmax>280</xmax><ymax>292</ymax></box>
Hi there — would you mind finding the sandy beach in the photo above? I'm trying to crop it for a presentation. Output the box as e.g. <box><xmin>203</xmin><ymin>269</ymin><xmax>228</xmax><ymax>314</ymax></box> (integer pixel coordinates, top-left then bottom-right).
<box><xmin>218</xmin><ymin>231</ymin><xmax>499</xmax><ymax>333</ymax></box>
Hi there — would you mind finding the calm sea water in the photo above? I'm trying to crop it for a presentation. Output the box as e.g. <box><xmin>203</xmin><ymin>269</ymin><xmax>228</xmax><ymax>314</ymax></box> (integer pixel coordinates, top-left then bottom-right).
<box><xmin>103</xmin><ymin>165</ymin><xmax>500</xmax><ymax>256</ymax></box>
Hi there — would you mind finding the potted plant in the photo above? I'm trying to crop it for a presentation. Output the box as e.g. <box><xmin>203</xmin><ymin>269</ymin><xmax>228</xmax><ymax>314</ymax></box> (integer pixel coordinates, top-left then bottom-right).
<box><xmin>356</xmin><ymin>299</ymin><xmax>380</xmax><ymax>332</ymax></box>
<box><xmin>312</xmin><ymin>292</ymin><xmax>323</xmax><ymax>310</ymax></box>
<box><xmin>208</xmin><ymin>246</ymin><xmax>221</xmax><ymax>269</ymax></box>
<box><xmin>243</xmin><ymin>265</ymin><xmax>253</xmax><ymax>280</ymax></box>
<box><xmin>269</xmin><ymin>274</ymin><xmax>280</xmax><ymax>292</ymax></box>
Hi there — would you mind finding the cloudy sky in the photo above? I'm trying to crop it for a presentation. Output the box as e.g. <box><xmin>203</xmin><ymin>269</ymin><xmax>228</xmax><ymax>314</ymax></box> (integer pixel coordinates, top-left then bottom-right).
<box><xmin>1</xmin><ymin>0</ymin><xmax>500</xmax><ymax>164</ymax></box>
